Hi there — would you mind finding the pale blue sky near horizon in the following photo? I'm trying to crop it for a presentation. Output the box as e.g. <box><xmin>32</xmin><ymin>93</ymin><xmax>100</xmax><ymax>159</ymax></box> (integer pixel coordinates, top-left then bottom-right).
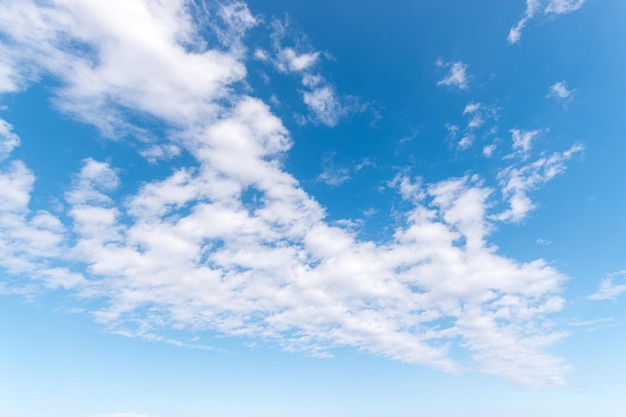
<box><xmin>1</xmin><ymin>1</ymin><xmax>626</xmax><ymax>416</ymax></box>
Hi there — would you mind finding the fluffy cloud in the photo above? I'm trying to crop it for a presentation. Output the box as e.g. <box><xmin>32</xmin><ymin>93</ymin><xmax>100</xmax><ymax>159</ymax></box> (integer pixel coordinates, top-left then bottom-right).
<box><xmin>0</xmin><ymin>0</ymin><xmax>580</xmax><ymax>388</ymax></box>
<box><xmin>508</xmin><ymin>0</ymin><xmax>586</xmax><ymax>44</ymax></box>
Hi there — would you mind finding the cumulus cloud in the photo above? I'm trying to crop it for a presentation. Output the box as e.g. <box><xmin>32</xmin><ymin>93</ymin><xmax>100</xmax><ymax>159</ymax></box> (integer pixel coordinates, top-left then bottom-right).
<box><xmin>0</xmin><ymin>0</ymin><xmax>581</xmax><ymax>388</ymax></box>
<box><xmin>589</xmin><ymin>271</ymin><xmax>626</xmax><ymax>301</ymax></box>
<box><xmin>437</xmin><ymin>60</ymin><xmax>469</xmax><ymax>90</ymax></box>
<box><xmin>508</xmin><ymin>0</ymin><xmax>587</xmax><ymax>44</ymax></box>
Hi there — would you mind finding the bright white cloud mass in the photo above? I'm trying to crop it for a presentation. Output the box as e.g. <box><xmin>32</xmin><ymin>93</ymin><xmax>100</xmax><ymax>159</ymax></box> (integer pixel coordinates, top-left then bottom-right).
<box><xmin>1</xmin><ymin>1</ymin><xmax>624</xmax><ymax>417</ymax></box>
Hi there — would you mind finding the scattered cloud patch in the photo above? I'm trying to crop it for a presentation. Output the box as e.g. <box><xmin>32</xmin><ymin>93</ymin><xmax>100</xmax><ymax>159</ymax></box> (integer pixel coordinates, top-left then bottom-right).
<box><xmin>508</xmin><ymin>0</ymin><xmax>587</xmax><ymax>44</ymax></box>
<box><xmin>437</xmin><ymin>60</ymin><xmax>470</xmax><ymax>90</ymax></box>
<box><xmin>548</xmin><ymin>81</ymin><xmax>571</xmax><ymax>99</ymax></box>
<box><xmin>510</xmin><ymin>129</ymin><xmax>542</xmax><ymax>159</ymax></box>
<box><xmin>590</xmin><ymin>271</ymin><xmax>626</xmax><ymax>301</ymax></box>
<box><xmin>496</xmin><ymin>143</ymin><xmax>583</xmax><ymax>222</ymax></box>
<box><xmin>259</xmin><ymin>19</ymin><xmax>361</xmax><ymax>126</ymax></box>
<box><xmin>276</xmin><ymin>47</ymin><xmax>319</xmax><ymax>73</ymax></box>
<box><xmin>568</xmin><ymin>317</ymin><xmax>615</xmax><ymax>327</ymax></box>
<box><xmin>547</xmin><ymin>80</ymin><xmax>574</xmax><ymax>107</ymax></box>
<box><xmin>449</xmin><ymin>103</ymin><xmax>499</xmax><ymax>151</ymax></box>
<box><xmin>458</xmin><ymin>135</ymin><xmax>475</xmax><ymax>150</ymax></box>
<box><xmin>0</xmin><ymin>118</ymin><xmax>20</xmax><ymax>161</ymax></box>
<box><xmin>303</xmin><ymin>86</ymin><xmax>343</xmax><ymax>126</ymax></box>
<box><xmin>317</xmin><ymin>154</ymin><xmax>374</xmax><ymax>186</ymax></box>
<box><xmin>139</xmin><ymin>144</ymin><xmax>181</xmax><ymax>164</ymax></box>
<box><xmin>483</xmin><ymin>143</ymin><xmax>497</xmax><ymax>158</ymax></box>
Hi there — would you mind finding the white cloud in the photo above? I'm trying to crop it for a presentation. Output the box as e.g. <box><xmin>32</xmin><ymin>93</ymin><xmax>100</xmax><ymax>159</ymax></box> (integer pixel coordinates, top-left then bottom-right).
<box><xmin>0</xmin><ymin>0</ymin><xmax>578</xmax><ymax>388</ymax></box>
<box><xmin>458</xmin><ymin>135</ymin><xmax>474</xmax><ymax>150</ymax></box>
<box><xmin>589</xmin><ymin>271</ymin><xmax>626</xmax><ymax>301</ymax></box>
<box><xmin>548</xmin><ymin>80</ymin><xmax>572</xmax><ymax>100</ymax></box>
<box><xmin>260</xmin><ymin>19</ymin><xmax>358</xmax><ymax>126</ymax></box>
<box><xmin>277</xmin><ymin>47</ymin><xmax>319</xmax><ymax>73</ymax></box>
<box><xmin>483</xmin><ymin>143</ymin><xmax>497</xmax><ymax>158</ymax></box>
<box><xmin>452</xmin><ymin>102</ymin><xmax>498</xmax><ymax>151</ymax></box>
<box><xmin>0</xmin><ymin>118</ymin><xmax>20</xmax><ymax>160</ymax></box>
<box><xmin>463</xmin><ymin>102</ymin><xmax>481</xmax><ymax>114</ymax></box>
<box><xmin>545</xmin><ymin>0</ymin><xmax>587</xmax><ymax>14</ymax></box>
<box><xmin>437</xmin><ymin>61</ymin><xmax>469</xmax><ymax>90</ymax></box>
<box><xmin>0</xmin><ymin>125</ymin><xmax>83</xmax><ymax>291</ymax></box>
<box><xmin>496</xmin><ymin>143</ymin><xmax>583</xmax><ymax>222</ymax></box>
<box><xmin>549</xmin><ymin>81</ymin><xmax>570</xmax><ymax>98</ymax></box>
<box><xmin>388</xmin><ymin>173</ymin><xmax>425</xmax><ymax>203</ymax></box>
<box><xmin>510</xmin><ymin>128</ymin><xmax>542</xmax><ymax>158</ymax></box>
<box><xmin>508</xmin><ymin>0</ymin><xmax>587</xmax><ymax>44</ymax></box>
<box><xmin>318</xmin><ymin>166</ymin><xmax>351</xmax><ymax>186</ymax></box>
<box><xmin>139</xmin><ymin>143</ymin><xmax>181</xmax><ymax>164</ymax></box>
<box><xmin>0</xmin><ymin>0</ymin><xmax>249</xmax><ymax>136</ymax></box>
<box><xmin>303</xmin><ymin>85</ymin><xmax>346</xmax><ymax>127</ymax></box>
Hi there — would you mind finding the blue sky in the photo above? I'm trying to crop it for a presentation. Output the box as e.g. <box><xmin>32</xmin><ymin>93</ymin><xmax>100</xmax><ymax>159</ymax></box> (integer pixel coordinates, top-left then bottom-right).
<box><xmin>1</xmin><ymin>0</ymin><xmax>625</xmax><ymax>416</ymax></box>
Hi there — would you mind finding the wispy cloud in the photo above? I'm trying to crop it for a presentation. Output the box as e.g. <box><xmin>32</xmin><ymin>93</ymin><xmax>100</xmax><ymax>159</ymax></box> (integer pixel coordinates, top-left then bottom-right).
<box><xmin>508</xmin><ymin>0</ymin><xmax>587</xmax><ymax>44</ymax></box>
<box><xmin>590</xmin><ymin>271</ymin><xmax>626</xmax><ymax>301</ymax></box>
<box><xmin>256</xmin><ymin>18</ymin><xmax>361</xmax><ymax>126</ymax></box>
<box><xmin>548</xmin><ymin>81</ymin><xmax>571</xmax><ymax>99</ymax></box>
<box><xmin>317</xmin><ymin>154</ymin><xmax>375</xmax><ymax>186</ymax></box>
<box><xmin>0</xmin><ymin>118</ymin><xmax>20</xmax><ymax>160</ymax></box>
<box><xmin>437</xmin><ymin>60</ymin><xmax>470</xmax><ymax>90</ymax></box>
<box><xmin>510</xmin><ymin>128</ymin><xmax>543</xmax><ymax>159</ymax></box>
<box><xmin>547</xmin><ymin>80</ymin><xmax>574</xmax><ymax>107</ymax></box>
<box><xmin>496</xmin><ymin>143</ymin><xmax>583</xmax><ymax>222</ymax></box>
<box><xmin>447</xmin><ymin>102</ymin><xmax>498</xmax><ymax>151</ymax></box>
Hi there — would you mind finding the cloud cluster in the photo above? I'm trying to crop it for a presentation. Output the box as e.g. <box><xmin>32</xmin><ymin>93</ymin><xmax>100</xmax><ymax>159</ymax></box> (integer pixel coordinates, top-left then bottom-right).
<box><xmin>0</xmin><ymin>0</ymin><xmax>581</xmax><ymax>388</ymax></box>
<box><xmin>253</xmin><ymin>19</ymin><xmax>359</xmax><ymax>126</ymax></box>
<box><xmin>450</xmin><ymin>102</ymin><xmax>499</xmax><ymax>151</ymax></box>
<box><xmin>508</xmin><ymin>0</ymin><xmax>586</xmax><ymax>44</ymax></box>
